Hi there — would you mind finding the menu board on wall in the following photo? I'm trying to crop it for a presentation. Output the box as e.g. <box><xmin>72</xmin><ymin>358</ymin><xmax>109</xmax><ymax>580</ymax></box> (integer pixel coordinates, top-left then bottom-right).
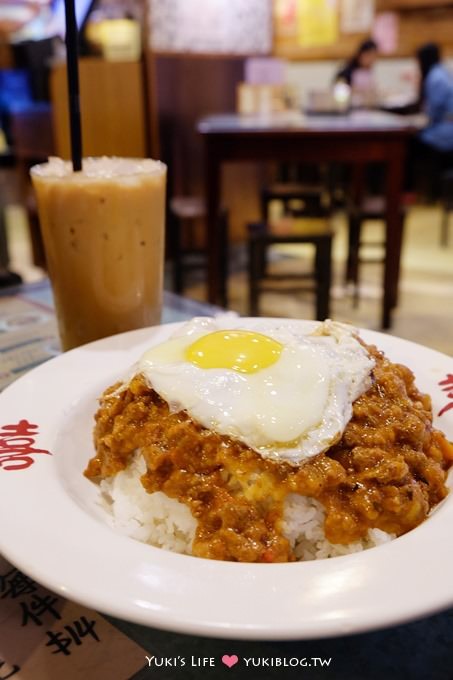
<box><xmin>297</xmin><ymin>0</ymin><xmax>339</xmax><ymax>48</ymax></box>
<box><xmin>148</xmin><ymin>0</ymin><xmax>273</xmax><ymax>54</ymax></box>
<box><xmin>274</xmin><ymin>0</ymin><xmax>298</xmax><ymax>34</ymax></box>
<box><xmin>274</xmin><ymin>0</ymin><xmax>453</xmax><ymax>59</ymax></box>
<box><xmin>341</xmin><ymin>0</ymin><xmax>374</xmax><ymax>34</ymax></box>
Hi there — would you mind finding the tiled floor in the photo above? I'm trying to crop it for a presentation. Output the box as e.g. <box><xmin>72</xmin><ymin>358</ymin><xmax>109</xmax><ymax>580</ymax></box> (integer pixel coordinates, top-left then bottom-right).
<box><xmin>4</xmin><ymin>201</ymin><xmax>453</xmax><ymax>355</ymax></box>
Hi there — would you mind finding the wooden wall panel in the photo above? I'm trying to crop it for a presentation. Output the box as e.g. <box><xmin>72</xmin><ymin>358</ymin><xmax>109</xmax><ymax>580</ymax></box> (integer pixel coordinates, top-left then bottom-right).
<box><xmin>154</xmin><ymin>55</ymin><xmax>243</xmax><ymax>194</ymax></box>
<box><xmin>51</xmin><ymin>58</ymin><xmax>147</xmax><ymax>159</ymax></box>
<box><xmin>397</xmin><ymin>7</ymin><xmax>453</xmax><ymax>57</ymax></box>
<box><xmin>152</xmin><ymin>54</ymin><xmax>263</xmax><ymax>242</ymax></box>
<box><xmin>0</xmin><ymin>40</ymin><xmax>13</xmax><ymax>69</ymax></box>
<box><xmin>379</xmin><ymin>0</ymin><xmax>452</xmax><ymax>9</ymax></box>
<box><xmin>274</xmin><ymin>1</ymin><xmax>453</xmax><ymax>60</ymax></box>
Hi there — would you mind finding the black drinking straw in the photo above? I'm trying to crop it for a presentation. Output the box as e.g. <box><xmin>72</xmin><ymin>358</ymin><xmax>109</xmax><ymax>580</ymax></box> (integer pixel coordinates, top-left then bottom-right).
<box><xmin>64</xmin><ymin>0</ymin><xmax>83</xmax><ymax>171</ymax></box>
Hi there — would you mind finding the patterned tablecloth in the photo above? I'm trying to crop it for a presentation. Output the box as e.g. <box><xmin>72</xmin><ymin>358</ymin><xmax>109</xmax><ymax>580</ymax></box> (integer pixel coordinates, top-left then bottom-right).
<box><xmin>1</xmin><ymin>281</ymin><xmax>453</xmax><ymax>680</ymax></box>
<box><xmin>0</xmin><ymin>281</ymin><xmax>221</xmax><ymax>391</ymax></box>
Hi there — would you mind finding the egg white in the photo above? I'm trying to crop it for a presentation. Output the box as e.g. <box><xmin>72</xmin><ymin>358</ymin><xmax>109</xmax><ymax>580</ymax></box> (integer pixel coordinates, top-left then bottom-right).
<box><xmin>136</xmin><ymin>318</ymin><xmax>375</xmax><ymax>466</ymax></box>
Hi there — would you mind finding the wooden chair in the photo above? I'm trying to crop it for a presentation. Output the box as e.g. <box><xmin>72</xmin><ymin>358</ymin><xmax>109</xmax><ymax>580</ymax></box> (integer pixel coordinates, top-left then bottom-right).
<box><xmin>261</xmin><ymin>183</ymin><xmax>326</xmax><ymax>221</ymax></box>
<box><xmin>169</xmin><ymin>196</ymin><xmax>229</xmax><ymax>307</ymax></box>
<box><xmin>345</xmin><ymin>195</ymin><xmax>406</xmax><ymax>307</ymax></box>
<box><xmin>248</xmin><ymin>213</ymin><xmax>333</xmax><ymax>319</ymax></box>
<box><xmin>260</xmin><ymin>160</ymin><xmax>330</xmax><ymax>222</ymax></box>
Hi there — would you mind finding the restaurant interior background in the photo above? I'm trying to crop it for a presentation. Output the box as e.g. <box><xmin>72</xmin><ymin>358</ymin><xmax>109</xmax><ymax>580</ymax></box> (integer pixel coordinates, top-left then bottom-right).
<box><xmin>1</xmin><ymin>0</ymin><xmax>452</xmax><ymax>354</ymax></box>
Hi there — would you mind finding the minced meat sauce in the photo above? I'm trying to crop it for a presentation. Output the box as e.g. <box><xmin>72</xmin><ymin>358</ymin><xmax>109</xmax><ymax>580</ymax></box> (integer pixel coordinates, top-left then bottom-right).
<box><xmin>85</xmin><ymin>344</ymin><xmax>453</xmax><ymax>563</ymax></box>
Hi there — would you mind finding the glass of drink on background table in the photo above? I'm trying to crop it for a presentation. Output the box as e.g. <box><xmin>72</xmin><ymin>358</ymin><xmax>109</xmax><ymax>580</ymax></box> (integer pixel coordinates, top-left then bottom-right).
<box><xmin>31</xmin><ymin>156</ymin><xmax>167</xmax><ymax>350</ymax></box>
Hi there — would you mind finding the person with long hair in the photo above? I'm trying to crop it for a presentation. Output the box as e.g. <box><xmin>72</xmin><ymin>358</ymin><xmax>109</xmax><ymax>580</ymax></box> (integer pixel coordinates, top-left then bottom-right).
<box><xmin>417</xmin><ymin>43</ymin><xmax>453</xmax><ymax>153</ymax></box>
<box><xmin>335</xmin><ymin>39</ymin><xmax>378</xmax><ymax>106</ymax></box>
<box><xmin>404</xmin><ymin>43</ymin><xmax>453</xmax><ymax>195</ymax></box>
<box><xmin>336</xmin><ymin>39</ymin><xmax>378</xmax><ymax>87</ymax></box>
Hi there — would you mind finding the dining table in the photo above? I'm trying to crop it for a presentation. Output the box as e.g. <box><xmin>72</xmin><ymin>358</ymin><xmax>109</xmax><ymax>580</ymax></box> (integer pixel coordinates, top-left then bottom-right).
<box><xmin>1</xmin><ymin>279</ymin><xmax>453</xmax><ymax>680</ymax></box>
<box><xmin>198</xmin><ymin>109</ymin><xmax>419</xmax><ymax>331</ymax></box>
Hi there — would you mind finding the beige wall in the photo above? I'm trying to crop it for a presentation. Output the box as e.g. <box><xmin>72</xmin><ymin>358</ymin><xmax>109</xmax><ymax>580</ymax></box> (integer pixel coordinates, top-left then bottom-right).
<box><xmin>286</xmin><ymin>57</ymin><xmax>453</xmax><ymax>107</ymax></box>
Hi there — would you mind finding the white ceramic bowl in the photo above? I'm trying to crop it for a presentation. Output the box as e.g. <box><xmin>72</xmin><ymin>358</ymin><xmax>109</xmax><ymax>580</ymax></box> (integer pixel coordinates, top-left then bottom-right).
<box><xmin>0</xmin><ymin>320</ymin><xmax>452</xmax><ymax>639</ymax></box>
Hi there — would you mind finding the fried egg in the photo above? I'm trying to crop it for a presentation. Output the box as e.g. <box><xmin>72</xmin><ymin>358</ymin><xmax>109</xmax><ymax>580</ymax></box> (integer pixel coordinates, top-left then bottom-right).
<box><xmin>137</xmin><ymin>318</ymin><xmax>375</xmax><ymax>465</ymax></box>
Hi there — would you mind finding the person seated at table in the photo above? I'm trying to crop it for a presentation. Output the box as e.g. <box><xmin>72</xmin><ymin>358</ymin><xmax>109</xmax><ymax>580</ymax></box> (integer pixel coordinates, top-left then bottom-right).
<box><xmin>404</xmin><ymin>43</ymin><xmax>453</xmax><ymax>197</ymax></box>
<box><xmin>417</xmin><ymin>42</ymin><xmax>453</xmax><ymax>154</ymax></box>
<box><xmin>335</xmin><ymin>39</ymin><xmax>379</xmax><ymax>106</ymax></box>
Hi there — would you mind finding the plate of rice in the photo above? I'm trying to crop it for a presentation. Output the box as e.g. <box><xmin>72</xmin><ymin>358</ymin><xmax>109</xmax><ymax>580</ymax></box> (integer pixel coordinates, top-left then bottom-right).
<box><xmin>0</xmin><ymin>317</ymin><xmax>452</xmax><ymax>640</ymax></box>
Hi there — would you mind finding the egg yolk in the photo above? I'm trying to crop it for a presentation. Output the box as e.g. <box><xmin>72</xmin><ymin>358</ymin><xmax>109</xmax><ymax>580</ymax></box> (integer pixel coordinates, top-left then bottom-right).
<box><xmin>185</xmin><ymin>331</ymin><xmax>283</xmax><ymax>374</ymax></box>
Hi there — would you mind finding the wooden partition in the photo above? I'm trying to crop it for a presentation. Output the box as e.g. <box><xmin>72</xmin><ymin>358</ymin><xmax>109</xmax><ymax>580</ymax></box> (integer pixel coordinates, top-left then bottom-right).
<box><xmin>151</xmin><ymin>53</ymin><xmax>264</xmax><ymax>242</ymax></box>
<box><xmin>51</xmin><ymin>57</ymin><xmax>147</xmax><ymax>159</ymax></box>
<box><xmin>0</xmin><ymin>40</ymin><xmax>13</xmax><ymax>69</ymax></box>
<box><xmin>153</xmin><ymin>55</ymin><xmax>243</xmax><ymax>194</ymax></box>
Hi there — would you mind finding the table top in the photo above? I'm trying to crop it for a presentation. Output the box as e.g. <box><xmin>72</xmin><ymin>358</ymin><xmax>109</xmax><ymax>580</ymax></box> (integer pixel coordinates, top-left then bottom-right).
<box><xmin>198</xmin><ymin>109</ymin><xmax>423</xmax><ymax>137</ymax></box>
<box><xmin>0</xmin><ymin>280</ymin><xmax>221</xmax><ymax>391</ymax></box>
<box><xmin>1</xmin><ymin>280</ymin><xmax>453</xmax><ymax>680</ymax></box>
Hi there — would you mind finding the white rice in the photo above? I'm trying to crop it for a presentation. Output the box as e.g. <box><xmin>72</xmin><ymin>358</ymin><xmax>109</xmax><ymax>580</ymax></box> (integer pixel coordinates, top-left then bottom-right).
<box><xmin>100</xmin><ymin>454</ymin><xmax>196</xmax><ymax>555</ymax></box>
<box><xmin>281</xmin><ymin>493</ymin><xmax>393</xmax><ymax>560</ymax></box>
<box><xmin>101</xmin><ymin>453</ymin><xmax>394</xmax><ymax>560</ymax></box>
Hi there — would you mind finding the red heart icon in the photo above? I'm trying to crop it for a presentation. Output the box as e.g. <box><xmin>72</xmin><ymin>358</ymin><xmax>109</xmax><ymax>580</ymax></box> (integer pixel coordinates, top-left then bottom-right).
<box><xmin>222</xmin><ymin>654</ymin><xmax>239</xmax><ymax>668</ymax></box>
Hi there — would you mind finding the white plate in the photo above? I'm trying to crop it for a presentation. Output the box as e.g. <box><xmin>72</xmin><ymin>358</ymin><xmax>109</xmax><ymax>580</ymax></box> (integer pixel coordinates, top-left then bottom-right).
<box><xmin>0</xmin><ymin>320</ymin><xmax>452</xmax><ymax>640</ymax></box>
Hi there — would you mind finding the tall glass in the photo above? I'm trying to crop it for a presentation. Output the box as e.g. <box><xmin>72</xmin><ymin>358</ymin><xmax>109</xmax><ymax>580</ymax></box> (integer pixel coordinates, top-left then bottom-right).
<box><xmin>31</xmin><ymin>157</ymin><xmax>166</xmax><ymax>351</ymax></box>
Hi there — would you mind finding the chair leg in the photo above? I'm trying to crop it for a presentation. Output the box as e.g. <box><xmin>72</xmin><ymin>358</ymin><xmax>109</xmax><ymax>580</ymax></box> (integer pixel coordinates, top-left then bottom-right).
<box><xmin>249</xmin><ymin>222</ymin><xmax>268</xmax><ymax>279</ymax></box>
<box><xmin>346</xmin><ymin>215</ymin><xmax>361</xmax><ymax>283</ymax></box>
<box><xmin>171</xmin><ymin>215</ymin><xmax>184</xmax><ymax>294</ymax></box>
<box><xmin>218</xmin><ymin>210</ymin><xmax>229</xmax><ymax>309</ymax></box>
<box><xmin>390</xmin><ymin>210</ymin><xmax>406</xmax><ymax>310</ymax></box>
<box><xmin>441</xmin><ymin>208</ymin><xmax>451</xmax><ymax>247</ymax></box>
<box><xmin>248</xmin><ymin>237</ymin><xmax>262</xmax><ymax>317</ymax></box>
<box><xmin>260</xmin><ymin>190</ymin><xmax>269</xmax><ymax>222</ymax></box>
<box><xmin>352</xmin><ymin>244</ymin><xmax>361</xmax><ymax>309</ymax></box>
<box><xmin>346</xmin><ymin>214</ymin><xmax>361</xmax><ymax>307</ymax></box>
<box><xmin>315</xmin><ymin>238</ymin><xmax>332</xmax><ymax>321</ymax></box>
<box><xmin>0</xmin><ymin>208</ymin><xmax>10</xmax><ymax>270</ymax></box>
<box><xmin>258</xmin><ymin>240</ymin><xmax>268</xmax><ymax>279</ymax></box>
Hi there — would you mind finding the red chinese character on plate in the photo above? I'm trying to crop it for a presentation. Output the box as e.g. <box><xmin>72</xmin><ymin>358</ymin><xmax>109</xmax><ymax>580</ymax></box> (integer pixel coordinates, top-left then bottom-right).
<box><xmin>438</xmin><ymin>374</ymin><xmax>453</xmax><ymax>418</ymax></box>
<box><xmin>0</xmin><ymin>420</ymin><xmax>51</xmax><ymax>472</ymax></box>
